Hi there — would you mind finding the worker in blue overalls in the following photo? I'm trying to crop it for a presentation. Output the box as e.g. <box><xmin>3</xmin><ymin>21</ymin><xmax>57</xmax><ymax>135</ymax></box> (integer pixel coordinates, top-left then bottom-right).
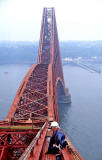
<box><xmin>47</xmin><ymin>121</ymin><xmax>68</xmax><ymax>154</ymax></box>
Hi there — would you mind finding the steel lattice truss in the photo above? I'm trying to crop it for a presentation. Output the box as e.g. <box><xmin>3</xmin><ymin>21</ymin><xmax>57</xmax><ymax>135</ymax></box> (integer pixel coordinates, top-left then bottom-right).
<box><xmin>38</xmin><ymin>8</ymin><xmax>52</xmax><ymax>64</ymax></box>
<box><xmin>0</xmin><ymin>128</ymin><xmax>39</xmax><ymax>159</ymax></box>
<box><xmin>14</xmin><ymin>64</ymin><xmax>48</xmax><ymax>120</ymax></box>
<box><xmin>0</xmin><ymin>64</ymin><xmax>48</xmax><ymax>159</ymax></box>
<box><xmin>0</xmin><ymin>8</ymin><xmax>83</xmax><ymax>160</ymax></box>
<box><xmin>0</xmin><ymin>64</ymin><xmax>49</xmax><ymax>159</ymax></box>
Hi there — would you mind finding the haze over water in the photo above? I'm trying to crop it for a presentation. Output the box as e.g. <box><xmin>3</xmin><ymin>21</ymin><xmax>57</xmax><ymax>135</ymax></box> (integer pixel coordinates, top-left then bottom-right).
<box><xmin>0</xmin><ymin>63</ymin><xmax>102</xmax><ymax>160</ymax></box>
<box><xmin>59</xmin><ymin>64</ymin><xmax>102</xmax><ymax>160</ymax></box>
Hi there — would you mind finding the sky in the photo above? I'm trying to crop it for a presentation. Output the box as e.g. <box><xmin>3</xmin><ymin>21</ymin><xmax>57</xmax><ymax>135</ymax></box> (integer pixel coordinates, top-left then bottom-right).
<box><xmin>0</xmin><ymin>0</ymin><xmax>102</xmax><ymax>41</ymax></box>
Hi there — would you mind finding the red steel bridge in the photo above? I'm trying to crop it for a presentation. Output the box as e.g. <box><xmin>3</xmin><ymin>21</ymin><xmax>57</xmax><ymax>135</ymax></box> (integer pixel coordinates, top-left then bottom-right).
<box><xmin>0</xmin><ymin>8</ymin><xmax>84</xmax><ymax>160</ymax></box>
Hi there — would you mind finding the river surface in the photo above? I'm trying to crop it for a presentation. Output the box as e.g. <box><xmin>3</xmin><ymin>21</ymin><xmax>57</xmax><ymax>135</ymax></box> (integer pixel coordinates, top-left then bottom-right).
<box><xmin>0</xmin><ymin>64</ymin><xmax>102</xmax><ymax>160</ymax></box>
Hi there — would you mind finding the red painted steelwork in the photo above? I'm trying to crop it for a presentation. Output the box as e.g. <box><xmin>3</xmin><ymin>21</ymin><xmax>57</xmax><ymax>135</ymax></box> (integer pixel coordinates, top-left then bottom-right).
<box><xmin>19</xmin><ymin>122</ymin><xmax>48</xmax><ymax>160</ymax></box>
<box><xmin>0</xmin><ymin>128</ymin><xmax>39</xmax><ymax>159</ymax></box>
<box><xmin>6</xmin><ymin>64</ymin><xmax>48</xmax><ymax>121</ymax></box>
<box><xmin>0</xmin><ymin>7</ymin><xmax>84</xmax><ymax>160</ymax></box>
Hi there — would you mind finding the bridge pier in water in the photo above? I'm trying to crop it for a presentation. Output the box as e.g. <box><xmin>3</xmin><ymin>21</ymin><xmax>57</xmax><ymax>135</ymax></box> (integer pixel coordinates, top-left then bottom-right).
<box><xmin>56</xmin><ymin>80</ymin><xmax>71</xmax><ymax>104</ymax></box>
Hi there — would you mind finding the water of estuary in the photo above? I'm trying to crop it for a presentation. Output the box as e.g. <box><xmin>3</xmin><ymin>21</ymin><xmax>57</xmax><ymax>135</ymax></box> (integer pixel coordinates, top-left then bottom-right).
<box><xmin>0</xmin><ymin>64</ymin><xmax>102</xmax><ymax>160</ymax></box>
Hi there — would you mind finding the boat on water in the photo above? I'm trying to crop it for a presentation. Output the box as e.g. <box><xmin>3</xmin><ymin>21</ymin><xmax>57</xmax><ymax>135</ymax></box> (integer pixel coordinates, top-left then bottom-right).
<box><xmin>4</xmin><ymin>72</ymin><xmax>8</xmax><ymax>74</ymax></box>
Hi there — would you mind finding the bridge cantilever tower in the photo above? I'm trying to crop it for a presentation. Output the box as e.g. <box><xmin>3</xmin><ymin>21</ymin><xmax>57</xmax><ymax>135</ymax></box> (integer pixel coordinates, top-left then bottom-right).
<box><xmin>38</xmin><ymin>8</ymin><xmax>71</xmax><ymax>121</ymax></box>
<box><xmin>38</xmin><ymin>8</ymin><xmax>66</xmax><ymax>92</ymax></box>
<box><xmin>0</xmin><ymin>8</ymin><xmax>83</xmax><ymax>160</ymax></box>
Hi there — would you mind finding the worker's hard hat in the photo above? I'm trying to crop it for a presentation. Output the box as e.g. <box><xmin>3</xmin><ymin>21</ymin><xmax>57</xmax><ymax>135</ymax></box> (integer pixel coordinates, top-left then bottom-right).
<box><xmin>50</xmin><ymin>121</ymin><xmax>59</xmax><ymax>128</ymax></box>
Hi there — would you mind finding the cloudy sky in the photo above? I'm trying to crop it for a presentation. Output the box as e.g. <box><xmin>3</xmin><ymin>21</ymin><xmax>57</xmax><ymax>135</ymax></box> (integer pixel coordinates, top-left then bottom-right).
<box><xmin>0</xmin><ymin>0</ymin><xmax>102</xmax><ymax>41</ymax></box>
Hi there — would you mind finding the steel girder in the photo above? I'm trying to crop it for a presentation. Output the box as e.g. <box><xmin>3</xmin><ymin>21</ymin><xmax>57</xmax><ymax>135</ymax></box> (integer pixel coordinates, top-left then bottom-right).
<box><xmin>12</xmin><ymin>64</ymin><xmax>48</xmax><ymax>120</ymax></box>
<box><xmin>0</xmin><ymin>64</ymin><xmax>49</xmax><ymax>158</ymax></box>
<box><xmin>0</xmin><ymin>128</ymin><xmax>39</xmax><ymax>159</ymax></box>
<box><xmin>38</xmin><ymin>8</ymin><xmax>52</xmax><ymax>64</ymax></box>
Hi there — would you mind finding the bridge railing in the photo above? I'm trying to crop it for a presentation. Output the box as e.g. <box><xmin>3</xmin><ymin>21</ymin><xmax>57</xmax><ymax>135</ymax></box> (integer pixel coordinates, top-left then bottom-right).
<box><xmin>19</xmin><ymin>122</ymin><xmax>48</xmax><ymax>160</ymax></box>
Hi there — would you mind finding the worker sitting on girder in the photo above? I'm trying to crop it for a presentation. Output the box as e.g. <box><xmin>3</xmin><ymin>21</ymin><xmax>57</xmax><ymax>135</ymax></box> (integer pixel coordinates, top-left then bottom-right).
<box><xmin>47</xmin><ymin>121</ymin><xmax>68</xmax><ymax>154</ymax></box>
